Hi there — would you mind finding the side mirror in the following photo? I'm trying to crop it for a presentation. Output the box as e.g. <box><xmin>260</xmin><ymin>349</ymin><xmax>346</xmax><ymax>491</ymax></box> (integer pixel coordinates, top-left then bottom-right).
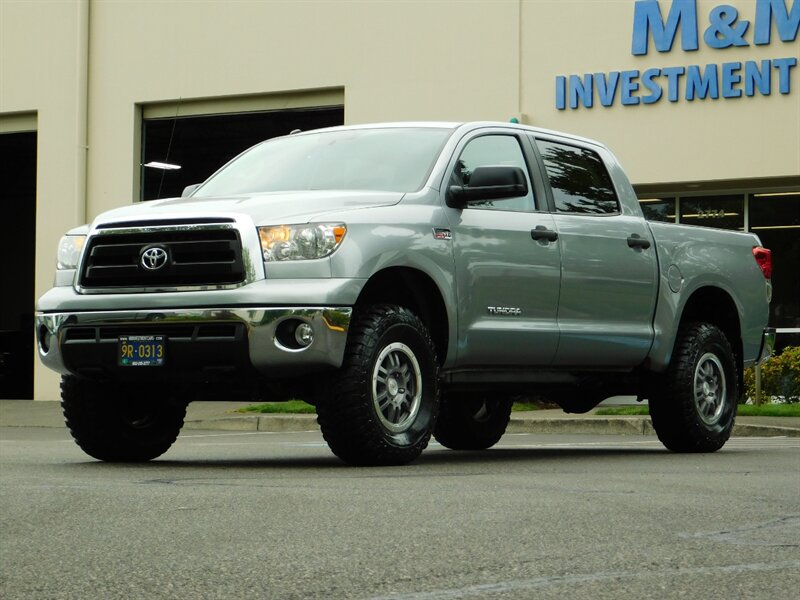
<box><xmin>446</xmin><ymin>166</ymin><xmax>528</xmax><ymax>208</ymax></box>
<box><xmin>181</xmin><ymin>183</ymin><xmax>201</xmax><ymax>197</ymax></box>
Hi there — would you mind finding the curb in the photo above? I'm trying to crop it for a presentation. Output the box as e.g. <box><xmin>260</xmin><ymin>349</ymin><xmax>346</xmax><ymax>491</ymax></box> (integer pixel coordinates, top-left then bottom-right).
<box><xmin>506</xmin><ymin>416</ymin><xmax>650</xmax><ymax>436</ymax></box>
<box><xmin>183</xmin><ymin>415</ymin><xmax>319</xmax><ymax>432</ymax></box>
<box><xmin>733</xmin><ymin>423</ymin><xmax>800</xmax><ymax>438</ymax></box>
<box><xmin>3</xmin><ymin>404</ymin><xmax>797</xmax><ymax>437</ymax></box>
<box><xmin>179</xmin><ymin>415</ymin><xmax>800</xmax><ymax>438</ymax></box>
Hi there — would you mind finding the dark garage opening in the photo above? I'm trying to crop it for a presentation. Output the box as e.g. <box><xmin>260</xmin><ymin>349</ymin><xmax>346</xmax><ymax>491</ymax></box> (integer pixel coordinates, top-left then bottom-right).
<box><xmin>142</xmin><ymin>106</ymin><xmax>344</xmax><ymax>201</ymax></box>
<box><xmin>0</xmin><ymin>131</ymin><xmax>37</xmax><ymax>399</ymax></box>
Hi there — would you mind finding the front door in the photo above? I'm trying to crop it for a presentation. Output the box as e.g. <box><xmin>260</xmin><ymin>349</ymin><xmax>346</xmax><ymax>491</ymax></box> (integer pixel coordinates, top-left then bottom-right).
<box><xmin>445</xmin><ymin>131</ymin><xmax>562</xmax><ymax>368</ymax></box>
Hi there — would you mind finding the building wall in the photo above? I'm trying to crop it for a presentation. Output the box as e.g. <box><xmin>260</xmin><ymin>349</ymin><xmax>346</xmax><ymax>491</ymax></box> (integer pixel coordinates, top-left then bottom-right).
<box><xmin>1</xmin><ymin>0</ymin><xmax>89</xmax><ymax>398</ymax></box>
<box><xmin>85</xmin><ymin>0</ymin><xmax>522</xmax><ymax>217</ymax></box>
<box><xmin>1</xmin><ymin>0</ymin><xmax>798</xmax><ymax>399</ymax></box>
<box><xmin>521</xmin><ymin>0</ymin><xmax>800</xmax><ymax>185</ymax></box>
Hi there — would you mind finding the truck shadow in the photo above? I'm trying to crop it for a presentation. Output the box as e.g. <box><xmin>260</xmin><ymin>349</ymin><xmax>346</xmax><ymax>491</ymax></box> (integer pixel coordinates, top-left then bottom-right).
<box><xmin>64</xmin><ymin>445</ymin><xmax>673</xmax><ymax>472</ymax></box>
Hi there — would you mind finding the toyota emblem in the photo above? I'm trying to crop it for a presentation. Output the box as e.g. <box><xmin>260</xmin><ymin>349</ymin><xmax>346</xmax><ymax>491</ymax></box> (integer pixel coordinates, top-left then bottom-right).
<box><xmin>140</xmin><ymin>246</ymin><xmax>169</xmax><ymax>271</ymax></box>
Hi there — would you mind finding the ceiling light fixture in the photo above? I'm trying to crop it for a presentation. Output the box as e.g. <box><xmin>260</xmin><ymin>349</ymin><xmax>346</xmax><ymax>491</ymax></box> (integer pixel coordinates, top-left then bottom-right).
<box><xmin>750</xmin><ymin>225</ymin><xmax>800</xmax><ymax>230</ymax></box>
<box><xmin>752</xmin><ymin>191</ymin><xmax>799</xmax><ymax>198</ymax></box>
<box><xmin>144</xmin><ymin>161</ymin><xmax>182</xmax><ymax>170</ymax></box>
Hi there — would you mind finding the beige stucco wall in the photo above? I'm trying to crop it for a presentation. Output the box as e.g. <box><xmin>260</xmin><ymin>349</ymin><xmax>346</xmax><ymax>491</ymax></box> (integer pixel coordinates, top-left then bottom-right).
<box><xmin>1</xmin><ymin>0</ymin><xmax>798</xmax><ymax>399</ymax></box>
<box><xmin>521</xmin><ymin>0</ymin><xmax>800</xmax><ymax>185</ymax></box>
<box><xmin>1</xmin><ymin>0</ymin><xmax>89</xmax><ymax>399</ymax></box>
<box><xmin>85</xmin><ymin>0</ymin><xmax>522</xmax><ymax>217</ymax></box>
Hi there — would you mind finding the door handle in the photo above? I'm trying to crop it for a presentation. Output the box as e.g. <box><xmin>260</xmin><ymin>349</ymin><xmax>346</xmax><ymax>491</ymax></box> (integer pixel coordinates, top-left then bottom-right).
<box><xmin>531</xmin><ymin>227</ymin><xmax>558</xmax><ymax>242</ymax></box>
<box><xmin>627</xmin><ymin>234</ymin><xmax>651</xmax><ymax>250</ymax></box>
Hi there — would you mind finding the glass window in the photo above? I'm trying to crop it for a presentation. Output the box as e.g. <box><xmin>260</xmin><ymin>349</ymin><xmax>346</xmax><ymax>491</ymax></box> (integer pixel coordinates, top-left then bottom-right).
<box><xmin>639</xmin><ymin>197</ymin><xmax>676</xmax><ymax>222</ymax></box>
<box><xmin>195</xmin><ymin>127</ymin><xmax>451</xmax><ymax>197</ymax></box>
<box><xmin>749</xmin><ymin>191</ymin><xmax>800</xmax><ymax>339</ymax></box>
<box><xmin>536</xmin><ymin>140</ymin><xmax>619</xmax><ymax>215</ymax></box>
<box><xmin>451</xmin><ymin>135</ymin><xmax>535</xmax><ymax>211</ymax></box>
<box><xmin>679</xmin><ymin>195</ymin><xmax>744</xmax><ymax>230</ymax></box>
<box><xmin>750</xmin><ymin>191</ymin><xmax>800</xmax><ymax>229</ymax></box>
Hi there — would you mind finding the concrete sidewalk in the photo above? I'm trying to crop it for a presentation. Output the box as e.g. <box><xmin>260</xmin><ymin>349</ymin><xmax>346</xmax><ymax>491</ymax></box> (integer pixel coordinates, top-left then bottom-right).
<box><xmin>1</xmin><ymin>399</ymin><xmax>797</xmax><ymax>438</ymax></box>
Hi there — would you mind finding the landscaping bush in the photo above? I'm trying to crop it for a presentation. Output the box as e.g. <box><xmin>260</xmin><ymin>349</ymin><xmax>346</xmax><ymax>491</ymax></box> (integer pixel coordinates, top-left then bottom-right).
<box><xmin>743</xmin><ymin>346</ymin><xmax>800</xmax><ymax>403</ymax></box>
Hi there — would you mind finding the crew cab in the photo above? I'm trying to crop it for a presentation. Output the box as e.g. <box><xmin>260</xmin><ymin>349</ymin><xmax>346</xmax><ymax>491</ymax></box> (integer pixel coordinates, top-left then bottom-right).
<box><xmin>36</xmin><ymin>122</ymin><xmax>775</xmax><ymax>465</ymax></box>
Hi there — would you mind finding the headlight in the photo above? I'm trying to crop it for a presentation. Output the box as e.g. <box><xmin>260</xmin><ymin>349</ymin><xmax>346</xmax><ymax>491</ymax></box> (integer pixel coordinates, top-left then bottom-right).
<box><xmin>57</xmin><ymin>235</ymin><xmax>86</xmax><ymax>270</ymax></box>
<box><xmin>258</xmin><ymin>224</ymin><xmax>346</xmax><ymax>262</ymax></box>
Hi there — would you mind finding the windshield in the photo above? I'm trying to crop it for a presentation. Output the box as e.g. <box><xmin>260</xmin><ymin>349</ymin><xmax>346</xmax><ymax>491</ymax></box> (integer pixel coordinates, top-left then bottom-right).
<box><xmin>194</xmin><ymin>127</ymin><xmax>452</xmax><ymax>197</ymax></box>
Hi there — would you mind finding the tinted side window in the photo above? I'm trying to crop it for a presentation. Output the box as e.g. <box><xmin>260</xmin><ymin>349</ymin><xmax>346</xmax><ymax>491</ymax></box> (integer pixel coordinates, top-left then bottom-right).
<box><xmin>452</xmin><ymin>135</ymin><xmax>535</xmax><ymax>212</ymax></box>
<box><xmin>536</xmin><ymin>140</ymin><xmax>619</xmax><ymax>215</ymax></box>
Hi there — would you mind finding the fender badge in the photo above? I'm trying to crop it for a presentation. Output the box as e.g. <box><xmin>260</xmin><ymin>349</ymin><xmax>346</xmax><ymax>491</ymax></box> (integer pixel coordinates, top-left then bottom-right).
<box><xmin>433</xmin><ymin>228</ymin><xmax>452</xmax><ymax>241</ymax></box>
<box><xmin>488</xmin><ymin>306</ymin><xmax>522</xmax><ymax>316</ymax></box>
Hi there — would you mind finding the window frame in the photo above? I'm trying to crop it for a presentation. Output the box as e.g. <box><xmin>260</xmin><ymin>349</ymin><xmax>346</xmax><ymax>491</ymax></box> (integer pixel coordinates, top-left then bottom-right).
<box><xmin>528</xmin><ymin>135</ymin><xmax>622</xmax><ymax>217</ymax></box>
<box><xmin>443</xmin><ymin>129</ymin><xmax>547</xmax><ymax>214</ymax></box>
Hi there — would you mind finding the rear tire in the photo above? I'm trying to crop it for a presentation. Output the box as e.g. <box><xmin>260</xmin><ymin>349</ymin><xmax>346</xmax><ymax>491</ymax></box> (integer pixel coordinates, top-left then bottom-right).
<box><xmin>61</xmin><ymin>376</ymin><xmax>186</xmax><ymax>462</ymax></box>
<box><xmin>316</xmin><ymin>305</ymin><xmax>439</xmax><ymax>466</ymax></box>
<box><xmin>649</xmin><ymin>323</ymin><xmax>737</xmax><ymax>452</ymax></box>
<box><xmin>434</xmin><ymin>393</ymin><xmax>513</xmax><ymax>450</ymax></box>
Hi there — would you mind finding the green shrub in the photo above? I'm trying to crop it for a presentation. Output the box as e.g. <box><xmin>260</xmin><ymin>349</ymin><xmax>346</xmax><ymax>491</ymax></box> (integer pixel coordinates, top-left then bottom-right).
<box><xmin>743</xmin><ymin>346</ymin><xmax>800</xmax><ymax>404</ymax></box>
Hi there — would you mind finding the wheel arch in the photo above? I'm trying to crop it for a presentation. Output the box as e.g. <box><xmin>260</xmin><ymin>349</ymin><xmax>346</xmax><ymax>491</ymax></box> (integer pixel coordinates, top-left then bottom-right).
<box><xmin>354</xmin><ymin>267</ymin><xmax>449</xmax><ymax>365</ymax></box>
<box><xmin>675</xmin><ymin>286</ymin><xmax>744</xmax><ymax>389</ymax></box>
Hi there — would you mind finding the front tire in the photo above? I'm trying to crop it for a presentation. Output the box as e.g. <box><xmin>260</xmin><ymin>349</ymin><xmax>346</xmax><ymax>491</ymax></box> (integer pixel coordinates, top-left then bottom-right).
<box><xmin>649</xmin><ymin>323</ymin><xmax>737</xmax><ymax>452</ymax></box>
<box><xmin>434</xmin><ymin>393</ymin><xmax>513</xmax><ymax>450</ymax></box>
<box><xmin>61</xmin><ymin>376</ymin><xmax>186</xmax><ymax>462</ymax></box>
<box><xmin>316</xmin><ymin>305</ymin><xmax>439</xmax><ymax>466</ymax></box>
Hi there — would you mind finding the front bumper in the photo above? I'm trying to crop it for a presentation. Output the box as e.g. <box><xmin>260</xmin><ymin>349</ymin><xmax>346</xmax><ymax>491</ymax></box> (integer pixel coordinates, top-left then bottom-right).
<box><xmin>35</xmin><ymin>306</ymin><xmax>351</xmax><ymax>380</ymax></box>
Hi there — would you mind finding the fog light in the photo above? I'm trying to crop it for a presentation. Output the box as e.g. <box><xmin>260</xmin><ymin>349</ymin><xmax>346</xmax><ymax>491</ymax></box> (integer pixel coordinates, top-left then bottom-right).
<box><xmin>294</xmin><ymin>323</ymin><xmax>314</xmax><ymax>347</ymax></box>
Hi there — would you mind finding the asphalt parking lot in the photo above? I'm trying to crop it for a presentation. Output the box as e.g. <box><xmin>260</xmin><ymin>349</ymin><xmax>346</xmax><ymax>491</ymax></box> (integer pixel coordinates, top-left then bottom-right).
<box><xmin>1</xmin><ymin>426</ymin><xmax>798</xmax><ymax>599</ymax></box>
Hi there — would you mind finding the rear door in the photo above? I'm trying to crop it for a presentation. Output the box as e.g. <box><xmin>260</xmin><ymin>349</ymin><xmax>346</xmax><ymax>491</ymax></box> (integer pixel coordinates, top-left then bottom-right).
<box><xmin>444</xmin><ymin>129</ymin><xmax>561</xmax><ymax>367</ymax></box>
<box><xmin>531</xmin><ymin>136</ymin><xmax>658</xmax><ymax>367</ymax></box>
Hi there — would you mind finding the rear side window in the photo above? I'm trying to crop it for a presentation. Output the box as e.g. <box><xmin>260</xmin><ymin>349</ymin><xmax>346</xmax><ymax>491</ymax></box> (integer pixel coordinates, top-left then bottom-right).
<box><xmin>536</xmin><ymin>140</ymin><xmax>619</xmax><ymax>215</ymax></box>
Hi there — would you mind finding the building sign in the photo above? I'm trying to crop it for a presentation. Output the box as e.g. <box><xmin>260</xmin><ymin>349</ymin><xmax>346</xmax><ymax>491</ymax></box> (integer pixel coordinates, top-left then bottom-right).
<box><xmin>556</xmin><ymin>0</ymin><xmax>799</xmax><ymax>109</ymax></box>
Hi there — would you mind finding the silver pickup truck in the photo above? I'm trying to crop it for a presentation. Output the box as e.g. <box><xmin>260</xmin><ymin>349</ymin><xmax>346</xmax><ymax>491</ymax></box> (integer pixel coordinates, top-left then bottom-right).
<box><xmin>36</xmin><ymin>122</ymin><xmax>775</xmax><ymax>465</ymax></box>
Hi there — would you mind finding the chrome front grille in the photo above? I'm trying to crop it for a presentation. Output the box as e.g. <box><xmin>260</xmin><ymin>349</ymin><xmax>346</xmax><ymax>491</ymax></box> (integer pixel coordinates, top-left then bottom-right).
<box><xmin>79</xmin><ymin>225</ymin><xmax>245</xmax><ymax>289</ymax></box>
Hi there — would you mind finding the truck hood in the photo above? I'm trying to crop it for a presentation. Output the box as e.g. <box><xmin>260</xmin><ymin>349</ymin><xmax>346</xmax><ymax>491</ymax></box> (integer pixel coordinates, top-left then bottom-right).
<box><xmin>91</xmin><ymin>190</ymin><xmax>404</xmax><ymax>228</ymax></box>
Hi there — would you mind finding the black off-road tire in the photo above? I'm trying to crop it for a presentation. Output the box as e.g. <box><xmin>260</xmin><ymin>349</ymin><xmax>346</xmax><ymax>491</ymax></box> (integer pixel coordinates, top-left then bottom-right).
<box><xmin>315</xmin><ymin>305</ymin><xmax>439</xmax><ymax>466</ymax></box>
<box><xmin>649</xmin><ymin>323</ymin><xmax>737</xmax><ymax>452</ymax></box>
<box><xmin>61</xmin><ymin>375</ymin><xmax>186</xmax><ymax>462</ymax></box>
<box><xmin>434</xmin><ymin>393</ymin><xmax>513</xmax><ymax>450</ymax></box>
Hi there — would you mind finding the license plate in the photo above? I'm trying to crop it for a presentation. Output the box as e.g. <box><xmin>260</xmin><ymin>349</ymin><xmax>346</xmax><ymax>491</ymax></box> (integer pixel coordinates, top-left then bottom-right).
<box><xmin>118</xmin><ymin>335</ymin><xmax>165</xmax><ymax>367</ymax></box>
